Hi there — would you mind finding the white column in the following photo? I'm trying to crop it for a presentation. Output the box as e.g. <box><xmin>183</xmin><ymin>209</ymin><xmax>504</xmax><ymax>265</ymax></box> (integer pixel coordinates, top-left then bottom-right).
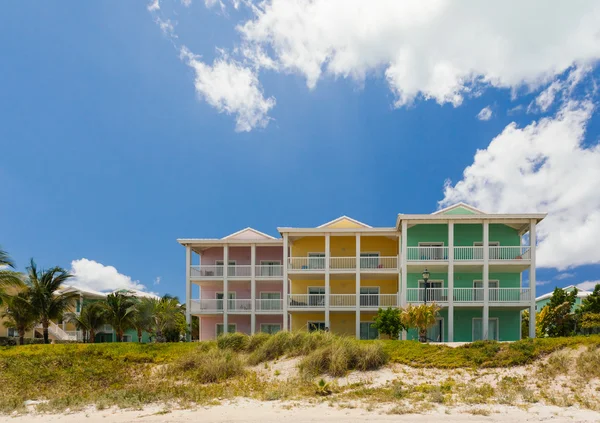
<box><xmin>401</xmin><ymin>220</ymin><xmax>408</xmax><ymax>340</ymax></box>
<box><xmin>448</xmin><ymin>222</ymin><xmax>454</xmax><ymax>342</ymax></box>
<box><xmin>185</xmin><ymin>246</ymin><xmax>192</xmax><ymax>341</ymax></box>
<box><xmin>482</xmin><ymin>221</ymin><xmax>490</xmax><ymax>340</ymax></box>
<box><xmin>529</xmin><ymin>220</ymin><xmax>537</xmax><ymax>338</ymax></box>
<box><xmin>251</xmin><ymin>244</ymin><xmax>256</xmax><ymax>335</ymax></box>
<box><xmin>283</xmin><ymin>234</ymin><xmax>289</xmax><ymax>331</ymax></box>
<box><xmin>325</xmin><ymin>234</ymin><xmax>331</xmax><ymax>329</ymax></box>
<box><xmin>223</xmin><ymin>245</ymin><xmax>229</xmax><ymax>334</ymax></box>
<box><xmin>355</xmin><ymin>234</ymin><xmax>361</xmax><ymax>339</ymax></box>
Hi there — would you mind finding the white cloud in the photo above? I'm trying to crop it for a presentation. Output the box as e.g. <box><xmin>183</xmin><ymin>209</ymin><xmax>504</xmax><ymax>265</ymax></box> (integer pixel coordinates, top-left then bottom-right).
<box><xmin>238</xmin><ymin>0</ymin><xmax>600</xmax><ymax>107</ymax></box>
<box><xmin>440</xmin><ymin>98</ymin><xmax>600</xmax><ymax>271</ymax></box>
<box><xmin>555</xmin><ymin>272</ymin><xmax>575</xmax><ymax>280</ymax></box>
<box><xmin>180</xmin><ymin>46</ymin><xmax>275</xmax><ymax>131</ymax></box>
<box><xmin>182</xmin><ymin>0</ymin><xmax>192</xmax><ymax>6</ymax></box>
<box><xmin>155</xmin><ymin>17</ymin><xmax>177</xmax><ymax>38</ymax></box>
<box><xmin>576</xmin><ymin>281</ymin><xmax>600</xmax><ymax>291</ymax></box>
<box><xmin>70</xmin><ymin>259</ymin><xmax>148</xmax><ymax>292</ymax></box>
<box><xmin>477</xmin><ymin>106</ymin><xmax>493</xmax><ymax>121</ymax></box>
<box><xmin>154</xmin><ymin>276</ymin><xmax>161</xmax><ymax>286</ymax></box>
<box><xmin>532</xmin><ymin>80</ymin><xmax>562</xmax><ymax>113</ymax></box>
<box><xmin>147</xmin><ymin>0</ymin><xmax>160</xmax><ymax>12</ymax></box>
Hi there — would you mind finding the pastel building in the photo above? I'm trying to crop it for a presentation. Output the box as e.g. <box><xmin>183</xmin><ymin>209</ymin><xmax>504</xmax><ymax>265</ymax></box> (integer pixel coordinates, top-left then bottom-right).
<box><xmin>180</xmin><ymin>203</ymin><xmax>545</xmax><ymax>342</ymax></box>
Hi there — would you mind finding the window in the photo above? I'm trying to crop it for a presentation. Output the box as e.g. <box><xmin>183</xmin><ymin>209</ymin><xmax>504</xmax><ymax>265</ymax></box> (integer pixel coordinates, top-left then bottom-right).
<box><xmin>122</xmin><ymin>335</ymin><xmax>132</xmax><ymax>343</ymax></box>
<box><xmin>360</xmin><ymin>253</ymin><xmax>380</xmax><ymax>269</ymax></box>
<box><xmin>472</xmin><ymin>318</ymin><xmax>499</xmax><ymax>341</ymax></box>
<box><xmin>418</xmin><ymin>242</ymin><xmax>445</xmax><ymax>260</ymax></box>
<box><xmin>427</xmin><ymin>318</ymin><xmax>444</xmax><ymax>342</ymax></box>
<box><xmin>308</xmin><ymin>287</ymin><xmax>326</xmax><ymax>306</ymax></box>
<box><xmin>260</xmin><ymin>261</ymin><xmax>281</xmax><ymax>277</ymax></box>
<box><xmin>473</xmin><ymin>242</ymin><xmax>500</xmax><ymax>260</ymax></box>
<box><xmin>259</xmin><ymin>292</ymin><xmax>281</xmax><ymax>310</ymax></box>
<box><xmin>260</xmin><ymin>324</ymin><xmax>281</xmax><ymax>335</ymax></box>
<box><xmin>216</xmin><ymin>324</ymin><xmax>237</xmax><ymax>337</ymax></box>
<box><xmin>216</xmin><ymin>292</ymin><xmax>236</xmax><ymax>310</ymax></box>
<box><xmin>308</xmin><ymin>253</ymin><xmax>325</xmax><ymax>269</ymax></box>
<box><xmin>473</xmin><ymin>280</ymin><xmax>499</xmax><ymax>301</ymax></box>
<box><xmin>308</xmin><ymin>321</ymin><xmax>326</xmax><ymax>332</ymax></box>
<box><xmin>7</xmin><ymin>327</ymin><xmax>17</xmax><ymax>338</ymax></box>
<box><xmin>418</xmin><ymin>280</ymin><xmax>444</xmax><ymax>302</ymax></box>
<box><xmin>215</xmin><ymin>260</ymin><xmax>236</xmax><ymax>276</ymax></box>
<box><xmin>360</xmin><ymin>287</ymin><xmax>380</xmax><ymax>306</ymax></box>
<box><xmin>360</xmin><ymin>322</ymin><xmax>378</xmax><ymax>340</ymax></box>
<box><xmin>76</xmin><ymin>299</ymin><xmax>81</xmax><ymax>313</ymax></box>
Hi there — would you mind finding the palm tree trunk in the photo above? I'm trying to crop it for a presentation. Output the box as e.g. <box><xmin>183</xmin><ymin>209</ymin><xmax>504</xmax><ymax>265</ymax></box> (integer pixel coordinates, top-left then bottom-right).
<box><xmin>43</xmin><ymin>319</ymin><xmax>50</xmax><ymax>344</ymax></box>
<box><xmin>90</xmin><ymin>329</ymin><xmax>95</xmax><ymax>343</ymax></box>
<box><xmin>138</xmin><ymin>329</ymin><xmax>142</xmax><ymax>343</ymax></box>
<box><xmin>419</xmin><ymin>328</ymin><xmax>427</xmax><ymax>343</ymax></box>
<box><xmin>19</xmin><ymin>328</ymin><xmax>25</xmax><ymax>346</ymax></box>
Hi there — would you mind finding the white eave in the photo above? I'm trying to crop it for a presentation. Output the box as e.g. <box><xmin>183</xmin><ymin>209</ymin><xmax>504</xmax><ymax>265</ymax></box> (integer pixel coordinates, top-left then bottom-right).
<box><xmin>535</xmin><ymin>285</ymin><xmax>592</xmax><ymax>302</ymax></box>
<box><xmin>317</xmin><ymin>215</ymin><xmax>372</xmax><ymax>228</ymax></box>
<box><xmin>396</xmin><ymin>213</ymin><xmax>547</xmax><ymax>233</ymax></box>
<box><xmin>432</xmin><ymin>202</ymin><xmax>486</xmax><ymax>215</ymax></box>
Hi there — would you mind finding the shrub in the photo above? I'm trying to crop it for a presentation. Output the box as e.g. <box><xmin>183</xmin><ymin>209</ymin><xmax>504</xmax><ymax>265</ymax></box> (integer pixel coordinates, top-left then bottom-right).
<box><xmin>246</xmin><ymin>332</ymin><xmax>270</xmax><ymax>352</ymax></box>
<box><xmin>575</xmin><ymin>345</ymin><xmax>600</xmax><ymax>381</ymax></box>
<box><xmin>173</xmin><ymin>348</ymin><xmax>244</xmax><ymax>383</ymax></box>
<box><xmin>217</xmin><ymin>332</ymin><xmax>249</xmax><ymax>352</ymax></box>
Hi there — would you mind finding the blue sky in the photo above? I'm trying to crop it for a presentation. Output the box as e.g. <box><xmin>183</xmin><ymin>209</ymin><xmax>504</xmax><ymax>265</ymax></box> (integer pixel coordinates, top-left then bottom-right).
<box><xmin>2</xmin><ymin>1</ymin><xmax>600</xmax><ymax>299</ymax></box>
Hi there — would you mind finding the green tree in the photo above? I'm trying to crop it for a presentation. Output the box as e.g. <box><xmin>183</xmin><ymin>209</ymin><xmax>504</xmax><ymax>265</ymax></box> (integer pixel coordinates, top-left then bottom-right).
<box><xmin>539</xmin><ymin>287</ymin><xmax>578</xmax><ymax>337</ymax></box>
<box><xmin>101</xmin><ymin>292</ymin><xmax>137</xmax><ymax>342</ymax></box>
<box><xmin>579</xmin><ymin>284</ymin><xmax>600</xmax><ymax>314</ymax></box>
<box><xmin>64</xmin><ymin>302</ymin><xmax>106</xmax><ymax>343</ymax></box>
<box><xmin>0</xmin><ymin>247</ymin><xmax>24</xmax><ymax>302</ymax></box>
<box><xmin>401</xmin><ymin>303</ymin><xmax>441</xmax><ymax>343</ymax></box>
<box><xmin>0</xmin><ymin>292</ymin><xmax>38</xmax><ymax>345</ymax></box>
<box><xmin>25</xmin><ymin>260</ymin><xmax>78</xmax><ymax>344</ymax></box>
<box><xmin>132</xmin><ymin>298</ymin><xmax>154</xmax><ymax>343</ymax></box>
<box><xmin>373</xmin><ymin>307</ymin><xmax>404</xmax><ymax>339</ymax></box>
<box><xmin>147</xmin><ymin>295</ymin><xmax>186</xmax><ymax>342</ymax></box>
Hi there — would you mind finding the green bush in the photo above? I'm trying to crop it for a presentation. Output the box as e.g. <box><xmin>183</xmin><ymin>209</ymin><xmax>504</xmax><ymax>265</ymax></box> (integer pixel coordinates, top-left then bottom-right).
<box><xmin>217</xmin><ymin>332</ymin><xmax>249</xmax><ymax>352</ymax></box>
<box><xmin>173</xmin><ymin>348</ymin><xmax>245</xmax><ymax>383</ymax></box>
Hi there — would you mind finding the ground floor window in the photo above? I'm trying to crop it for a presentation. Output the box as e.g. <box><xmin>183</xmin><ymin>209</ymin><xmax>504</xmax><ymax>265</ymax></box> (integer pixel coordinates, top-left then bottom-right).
<box><xmin>260</xmin><ymin>324</ymin><xmax>281</xmax><ymax>334</ymax></box>
<box><xmin>472</xmin><ymin>318</ymin><xmax>499</xmax><ymax>341</ymax></box>
<box><xmin>359</xmin><ymin>322</ymin><xmax>378</xmax><ymax>340</ymax></box>
<box><xmin>216</xmin><ymin>324</ymin><xmax>237</xmax><ymax>336</ymax></box>
<box><xmin>122</xmin><ymin>335</ymin><xmax>132</xmax><ymax>342</ymax></box>
<box><xmin>308</xmin><ymin>321</ymin><xmax>326</xmax><ymax>332</ymax></box>
<box><xmin>427</xmin><ymin>318</ymin><xmax>444</xmax><ymax>342</ymax></box>
<box><xmin>7</xmin><ymin>327</ymin><xmax>17</xmax><ymax>338</ymax></box>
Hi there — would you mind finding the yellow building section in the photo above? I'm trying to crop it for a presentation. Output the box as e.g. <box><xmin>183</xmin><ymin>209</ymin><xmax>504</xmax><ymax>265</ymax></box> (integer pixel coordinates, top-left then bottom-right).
<box><xmin>290</xmin><ymin>312</ymin><xmax>381</xmax><ymax>337</ymax></box>
<box><xmin>290</xmin><ymin>279</ymin><xmax>398</xmax><ymax>294</ymax></box>
<box><xmin>291</xmin><ymin>235</ymin><xmax>398</xmax><ymax>258</ymax></box>
<box><xmin>320</xmin><ymin>217</ymin><xmax>369</xmax><ymax>229</ymax></box>
<box><xmin>290</xmin><ymin>312</ymin><xmax>325</xmax><ymax>331</ymax></box>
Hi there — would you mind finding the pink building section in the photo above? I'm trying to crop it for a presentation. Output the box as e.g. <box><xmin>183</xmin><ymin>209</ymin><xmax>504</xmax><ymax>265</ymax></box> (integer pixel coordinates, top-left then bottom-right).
<box><xmin>200</xmin><ymin>281</ymin><xmax>282</xmax><ymax>300</ymax></box>
<box><xmin>199</xmin><ymin>315</ymin><xmax>284</xmax><ymax>340</ymax></box>
<box><xmin>201</xmin><ymin>246</ymin><xmax>283</xmax><ymax>265</ymax></box>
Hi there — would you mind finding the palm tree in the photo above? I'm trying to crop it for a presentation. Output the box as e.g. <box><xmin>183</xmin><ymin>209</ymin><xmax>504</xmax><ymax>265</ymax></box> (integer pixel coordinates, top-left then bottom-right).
<box><xmin>146</xmin><ymin>295</ymin><xmax>186</xmax><ymax>342</ymax></box>
<box><xmin>0</xmin><ymin>247</ymin><xmax>24</xmax><ymax>303</ymax></box>
<box><xmin>25</xmin><ymin>260</ymin><xmax>78</xmax><ymax>344</ymax></box>
<box><xmin>401</xmin><ymin>303</ymin><xmax>441</xmax><ymax>343</ymax></box>
<box><xmin>101</xmin><ymin>292</ymin><xmax>137</xmax><ymax>342</ymax></box>
<box><xmin>132</xmin><ymin>298</ymin><xmax>154</xmax><ymax>343</ymax></box>
<box><xmin>0</xmin><ymin>292</ymin><xmax>38</xmax><ymax>345</ymax></box>
<box><xmin>64</xmin><ymin>302</ymin><xmax>106</xmax><ymax>343</ymax></box>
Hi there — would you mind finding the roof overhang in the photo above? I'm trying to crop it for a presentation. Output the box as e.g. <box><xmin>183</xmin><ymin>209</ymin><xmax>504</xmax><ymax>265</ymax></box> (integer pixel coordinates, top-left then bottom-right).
<box><xmin>177</xmin><ymin>238</ymin><xmax>283</xmax><ymax>253</ymax></box>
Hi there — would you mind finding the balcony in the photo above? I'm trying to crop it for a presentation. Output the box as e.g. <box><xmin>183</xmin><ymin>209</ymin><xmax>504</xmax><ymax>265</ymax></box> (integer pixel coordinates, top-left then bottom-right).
<box><xmin>406</xmin><ymin>246</ymin><xmax>531</xmax><ymax>262</ymax></box>
<box><xmin>190</xmin><ymin>264</ymin><xmax>283</xmax><ymax>280</ymax></box>
<box><xmin>287</xmin><ymin>256</ymin><xmax>398</xmax><ymax>272</ymax></box>
<box><xmin>406</xmin><ymin>288</ymin><xmax>531</xmax><ymax>304</ymax></box>
<box><xmin>287</xmin><ymin>294</ymin><xmax>398</xmax><ymax>309</ymax></box>
<box><xmin>191</xmin><ymin>298</ymin><xmax>283</xmax><ymax>314</ymax></box>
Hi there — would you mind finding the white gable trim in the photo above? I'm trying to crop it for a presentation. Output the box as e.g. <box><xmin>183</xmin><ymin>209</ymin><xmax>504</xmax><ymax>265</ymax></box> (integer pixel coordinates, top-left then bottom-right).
<box><xmin>317</xmin><ymin>215</ymin><xmax>372</xmax><ymax>228</ymax></box>
<box><xmin>222</xmin><ymin>227</ymin><xmax>277</xmax><ymax>240</ymax></box>
<box><xmin>432</xmin><ymin>202</ymin><xmax>486</xmax><ymax>215</ymax></box>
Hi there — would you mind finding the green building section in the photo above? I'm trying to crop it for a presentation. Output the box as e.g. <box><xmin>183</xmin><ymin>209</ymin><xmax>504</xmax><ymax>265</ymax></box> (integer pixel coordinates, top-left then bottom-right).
<box><xmin>536</xmin><ymin>286</ymin><xmax>584</xmax><ymax>311</ymax></box>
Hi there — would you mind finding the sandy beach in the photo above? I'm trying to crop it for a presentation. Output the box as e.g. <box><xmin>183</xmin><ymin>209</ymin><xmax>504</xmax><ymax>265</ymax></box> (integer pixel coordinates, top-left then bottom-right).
<box><xmin>2</xmin><ymin>400</ymin><xmax>600</xmax><ymax>423</ymax></box>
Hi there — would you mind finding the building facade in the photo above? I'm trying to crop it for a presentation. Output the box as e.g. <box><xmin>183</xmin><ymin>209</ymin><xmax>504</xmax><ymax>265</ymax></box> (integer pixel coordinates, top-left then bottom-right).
<box><xmin>180</xmin><ymin>203</ymin><xmax>545</xmax><ymax>342</ymax></box>
<box><xmin>535</xmin><ymin>285</ymin><xmax>592</xmax><ymax>312</ymax></box>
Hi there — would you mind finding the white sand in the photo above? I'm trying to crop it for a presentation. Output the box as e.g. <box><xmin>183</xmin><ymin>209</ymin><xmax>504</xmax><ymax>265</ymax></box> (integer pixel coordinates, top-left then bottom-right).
<box><xmin>2</xmin><ymin>400</ymin><xmax>599</xmax><ymax>423</ymax></box>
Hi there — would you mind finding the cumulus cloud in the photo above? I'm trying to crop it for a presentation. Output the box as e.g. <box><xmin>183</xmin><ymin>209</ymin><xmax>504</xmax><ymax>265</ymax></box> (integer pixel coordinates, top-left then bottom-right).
<box><xmin>180</xmin><ymin>46</ymin><xmax>275</xmax><ymax>131</ymax></box>
<box><xmin>477</xmin><ymin>106</ymin><xmax>493</xmax><ymax>121</ymax></box>
<box><xmin>440</xmin><ymin>97</ymin><xmax>600</xmax><ymax>271</ymax></box>
<box><xmin>238</xmin><ymin>0</ymin><xmax>600</xmax><ymax>107</ymax></box>
<box><xmin>147</xmin><ymin>0</ymin><xmax>160</xmax><ymax>12</ymax></box>
<box><xmin>576</xmin><ymin>281</ymin><xmax>600</xmax><ymax>291</ymax></box>
<box><xmin>69</xmin><ymin>259</ymin><xmax>148</xmax><ymax>292</ymax></box>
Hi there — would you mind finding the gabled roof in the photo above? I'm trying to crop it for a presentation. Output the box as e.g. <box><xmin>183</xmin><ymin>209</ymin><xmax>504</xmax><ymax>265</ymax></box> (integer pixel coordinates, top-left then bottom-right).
<box><xmin>112</xmin><ymin>288</ymin><xmax>160</xmax><ymax>300</ymax></box>
<box><xmin>59</xmin><ymin>285</ymin><xmax>107</xmax><ymax>299</ymax></box>
<box><xmin>222</xmin><ymin>227</ymin><xmax>277</xmax><ymax>240</ymax></box>
<box><xmin>535</xmin><ymin>285</ymin><xmax>593</xmax><ymax>302</ymax></box>
<box><xmin>317</xmin><ymin>216</ymin><xmax>372</xmax><ymax>229</ymax></box>
<box><xmin>432</xmin><ymin>202</ymin><xmax>486</xmax><ymax>215</ymax></box>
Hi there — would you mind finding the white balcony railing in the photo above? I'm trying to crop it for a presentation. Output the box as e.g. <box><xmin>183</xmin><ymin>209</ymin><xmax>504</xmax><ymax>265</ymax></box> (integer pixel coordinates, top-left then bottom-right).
<box><xmin>190</xmin><ymin>265</ymin><xmax>223</xmax><ymax>278</ymax></box>
<box><xmin>330</xmin><ymin>257</ymin><xmax>356</xmax><ymax>271</ymax></box>
<box><xmin>360</xmin><ymin>256</ymin><xmax>398</xmax><ymax>270</ymax></box>
<box><xmin>453</xmin><ymin>246</ymin><xmax>484</xmax><ymax>261</ymax></box>
<box><xmin>228</xmin><ymin>265</ymin><xmax>252</xmax><ymax>278</ymax></box>
<box><xmin>406</xmin><ymin>288</ymin><xmax>449</xmax><ymax>303</ymax></box>
<box><xmin>360</xmin><ymin>294</ymin><xmax>398</xmax><ymax>308</ymax></box>
<box><xmin>288</xmin><ymin>294</ymin><xmax>399</xmax><ymax>309</ymax></box>
<box><xmin>229</xmin><ymin>299</ymin><xmax>252</xmax><ymax>312</ymax></box>
<box><xmin>451</xmin><ymin>288</ymin><xmax>531</xmax><ymax>303</ymax></box>
<box><xmin>288</xmin><ymin>257</ymin><xmax>326</xmax><ymax>271</ymax></box>
<box><xmin>489</xmin><ymin>246</ymin><xmax>531</xmax><ymax>261</ymax></box>
<box><xmin>289</xmin><ymin>294</ymin><xmax>326</xmax><ymax>308</ymax></box>
<box><xmin>255</xmin><ymin>299</ymin><xmax>283</xmax><ymax>311</ymax></box>
<box><xmin>330</xmin><ymin>294</ymin><xmax>356</xmax><ymax>307</ymax></box>
<box><xmin>190</xmin><ymin>299</ymin><xmax>254</xmax><ymax>313</ymax></box>
<box><xmin>407</xmin><ymin>247</ymin><xmax>448</xmax><ymax>261</ymax></box>
<box><xmin>255</xmin><ymin>265</ymin><xmax>283</xmax><ymax>278</ymax></box>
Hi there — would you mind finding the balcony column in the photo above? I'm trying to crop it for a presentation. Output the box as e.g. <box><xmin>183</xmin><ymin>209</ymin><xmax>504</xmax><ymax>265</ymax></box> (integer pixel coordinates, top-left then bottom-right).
<box><xmin>283</xmin><ymin>233</ymin><xmax>289</xmax><ymax>331</ymax></box>
<box><xmin>482</xmin><ymin>221</ymin><xmax>490</xmax><ymax>340</ymax></box>
<box><xmin>400</xmin><ymin>220</ymin><xmax>408</xmax><ymax>340</ymax></box>
<box><xmin>355</xmin><ymin>234</ymin><xmax>361</xmax><ymax>339</ymax></box>
<box><xmin>251</xmin><ymin>244</ymin><xmax>256</xmax><ymax>335</ymax></box>
<box><xmin>529</xmin><ymin>220</ymin><xmax>537</xmax><ymax>338</ymax></box>
<box><xmin>223</xmin><ymin>245</ymin><xmax>229</xmax><ymax>334</ymax></box>
<box><xmin>325</xmin><ymin>234</ymin><xmax>331</xmax><ymax>329</ymax></box>
<box><xmin>185</xmin><ymin>245</ymin><xmax>192</xmax><ymax>341</ymax></box>
<box><xmin>448</xmin><ymin>222</ymin><xmax>454</xmax><ymax>342</ymax></box>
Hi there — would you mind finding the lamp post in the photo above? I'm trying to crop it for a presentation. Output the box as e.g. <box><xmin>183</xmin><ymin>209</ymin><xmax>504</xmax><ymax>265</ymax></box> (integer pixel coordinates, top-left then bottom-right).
<box><xmin>422</xmin><ymin>268</ymin><xmax>430</xmax><ymax>304</ymax></box>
